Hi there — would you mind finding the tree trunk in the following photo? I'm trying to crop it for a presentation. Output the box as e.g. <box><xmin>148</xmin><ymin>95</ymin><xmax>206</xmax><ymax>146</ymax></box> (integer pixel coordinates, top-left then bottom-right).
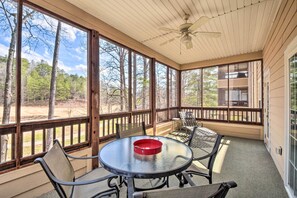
<box><xmin>133</xmin><ymin>54</ymin><xmax>136</xmax><ymax>109</ymax></box>
<box><xmin>46</xmin><ymin>21</ymin><xmax>61</xmax><ymax>151</ymax></box>
<box><xmin>142</xmin><ymin>57</ymin><xmax>148</xmax><ymax>109</ymax></box>
<box><xmin>119</xmin><ymin>49</ymin><xmax>126</xmax><ymax>111</ymax></box>
<box><xmin>1</xmin><ymin>28</ymin><xmax>17</xmax><ymax>163</ymax></box>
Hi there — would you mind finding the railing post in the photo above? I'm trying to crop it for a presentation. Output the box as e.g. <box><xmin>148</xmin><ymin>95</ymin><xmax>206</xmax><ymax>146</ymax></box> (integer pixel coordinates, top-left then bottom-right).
<box><xmin>90</xmin><ymin>30</ymin><xmax>99</xmax><ymax>169</ymax></box>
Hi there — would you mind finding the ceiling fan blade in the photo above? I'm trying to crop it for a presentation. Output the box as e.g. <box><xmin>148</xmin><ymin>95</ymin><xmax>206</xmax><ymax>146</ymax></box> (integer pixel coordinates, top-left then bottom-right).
<box><xmin>188</xmin><ymin>16</ymin><xmax>210</xmax><ymax>32</ymax></box>
<box><xmin>159</xmin><ymin>27</ymin><xmax>180</xmax><ymax>33</ymax></box>
<box><xmin>160</xmin><ymin>36</ymin><xmax>180</xmax><ymax>46</ymax></box>
<box><xmin>193</xmin><ymin>31</ymin><xmax>221</xmax><ymax>38</ymax></box>
<box><xmin>185</xmin><ymin>40</ymin><xmax>193</xmax><ymax>49</ymax></box>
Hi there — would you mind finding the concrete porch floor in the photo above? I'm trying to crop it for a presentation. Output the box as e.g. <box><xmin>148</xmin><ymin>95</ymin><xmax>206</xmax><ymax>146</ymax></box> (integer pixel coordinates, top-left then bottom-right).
<box><xmin>40</xmin><ymin>136</ymin><xmax>288</xmax><ymax>198</ymax></box>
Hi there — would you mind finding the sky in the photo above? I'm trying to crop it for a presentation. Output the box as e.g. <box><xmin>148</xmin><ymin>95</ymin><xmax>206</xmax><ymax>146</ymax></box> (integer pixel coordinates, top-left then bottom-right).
<box><xmin>0</xmin><ymin>3</ymin><xmax>88</xmax><ymax>77</ymax></box>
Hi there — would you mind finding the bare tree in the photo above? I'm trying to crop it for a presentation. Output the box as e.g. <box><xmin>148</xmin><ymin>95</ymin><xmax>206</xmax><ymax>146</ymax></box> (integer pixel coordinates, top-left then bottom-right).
<box><xmin>132</xmin><ymin>53</ymin><xmax>137</xmax><ymax>109</ymax></box>
<box><xmin>0</xmin><ymin>0</ymin><xmax>34</xmax><ymax>162</ymax></box>
<box><xmin>142</xmin><ymin>57</ymin><xmax>148</xmax><ymax>109</ymax></box>
<box><xmin>46</xmin><ymin>21</ymin><xmax>61</xmax><ymax>150</ymax></box>
<box><xmin>99</xmin><ymin>40</ymin><xmax>128</xmax><ymax>113</ymax></box>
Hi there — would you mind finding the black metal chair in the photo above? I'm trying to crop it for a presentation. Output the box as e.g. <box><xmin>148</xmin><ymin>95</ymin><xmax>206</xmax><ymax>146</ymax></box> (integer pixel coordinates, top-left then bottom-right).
<box><xmin>34</xmin><ymin>140</ymin><xmax>119</xmax><ymax>198</ymax></box>
<box><xmin>133</xmin><ymin>172</ymin><xmax>237</xmax><ymax>198</ymax></box>
<box><xmin>115</xmin><ymin>122</ymin><xmax>168</xmax><ymax>191</ymax></box>
<box><xmin>181</xmin><ymin>126</ymin><xmax>223</xmax><ymax>185</ymax></box>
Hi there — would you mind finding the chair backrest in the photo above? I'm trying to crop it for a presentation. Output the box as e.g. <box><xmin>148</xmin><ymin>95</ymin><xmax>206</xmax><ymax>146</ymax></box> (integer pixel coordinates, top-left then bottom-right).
<box><xmin>179</xmin><ymin>111</ymin><xmax>199</xmax><ymax>127</ymax></box>
<box><xmin>133</xmin><ymin>181</ymin><xmax>237</xmax><ymax>198</ymax></box>
<box><xmin>188</xmin><ymin>127</ymin><xmax>223</xmax><ymax>171</ymax></box>
<box><xmin>116</xmin><ymin>122</ymin><xmax>146</xmax><ymax>139</ymax></box>
<box><xmin>35</xmin><ymin>140</ymin><xmax>75</xmax><ymax>198</ymax></box>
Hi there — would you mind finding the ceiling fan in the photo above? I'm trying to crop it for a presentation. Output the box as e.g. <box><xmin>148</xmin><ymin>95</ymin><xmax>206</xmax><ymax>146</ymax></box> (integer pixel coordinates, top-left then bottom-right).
<box><xmin>159</xmin><ymin>14</ymin><xmax>221</xmax><ymax>49</ymax></box>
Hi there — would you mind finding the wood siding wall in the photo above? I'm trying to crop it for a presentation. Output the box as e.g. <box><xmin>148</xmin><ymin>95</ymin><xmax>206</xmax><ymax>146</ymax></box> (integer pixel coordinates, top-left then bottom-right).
<box><xmin>263</xmin><ymin>0</ymin><xmax>297</xmax><ymax>179</ymax></box>
<box><xmin>0</xmin><ymin>148</ymin><xmax>92</xmax><ymax>198</ymax></box>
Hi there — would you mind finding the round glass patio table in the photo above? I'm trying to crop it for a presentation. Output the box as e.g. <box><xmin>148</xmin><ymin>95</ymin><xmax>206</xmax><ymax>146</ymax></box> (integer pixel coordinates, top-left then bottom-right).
<box><xmin>99</xmin><ymin>136</ymin><xmax>193</xmax><ymax>197</ymax></box>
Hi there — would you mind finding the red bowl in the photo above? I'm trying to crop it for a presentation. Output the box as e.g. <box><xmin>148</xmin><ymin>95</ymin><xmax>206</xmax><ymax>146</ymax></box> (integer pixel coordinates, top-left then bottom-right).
<box><xmin>133</xmin><ymin>139</ymin><xmax>162</xmax><ymax>155</ymax></box>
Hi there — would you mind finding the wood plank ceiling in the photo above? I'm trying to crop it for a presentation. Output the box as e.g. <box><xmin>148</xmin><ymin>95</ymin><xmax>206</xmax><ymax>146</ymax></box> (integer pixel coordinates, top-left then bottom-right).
<box><xmin>66</xmin><ymin>0</ymin><xmax>281</xmax><ymax>65</ymax></box>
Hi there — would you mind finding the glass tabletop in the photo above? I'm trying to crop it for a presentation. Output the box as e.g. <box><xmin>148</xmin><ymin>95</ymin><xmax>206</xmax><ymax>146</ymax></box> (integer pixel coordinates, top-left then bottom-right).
<box><xmin>99</xmin><ymin>136</ymin><xmax>193</xmax><ymax>178</ymax></box>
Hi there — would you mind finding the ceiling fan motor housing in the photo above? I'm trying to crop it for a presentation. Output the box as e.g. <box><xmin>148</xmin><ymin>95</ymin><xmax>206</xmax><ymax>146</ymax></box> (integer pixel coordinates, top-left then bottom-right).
<box><xmin>179</xmin><ymin>23</ymin><xmax>192</xmax><ymax>33</ymax></box>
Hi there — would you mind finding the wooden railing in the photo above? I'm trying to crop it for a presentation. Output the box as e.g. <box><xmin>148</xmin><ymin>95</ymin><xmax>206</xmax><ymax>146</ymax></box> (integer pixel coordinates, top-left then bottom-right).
<box><xmin>156</xmin><ymin>107</ymin><xmax>179</xmax><ymax>123</ymax></box>
<box><xmin>181</xmin><ymin>107</ymin><xmax>263</xmax><ymax>125</ymax></box>
<box><xmin>99</xmin><ymin>109</ymin><xmax>152</xmax><ymax>140</ymax></box>
<box><xmin>0</xmin><ymin>124</ymin><xmax>16</xmax><ymax>171</ymax></box>
<box><xmin>0</xmin><ymin>117</ymin><xmax>89</xmax><ymax>172</ymax></box>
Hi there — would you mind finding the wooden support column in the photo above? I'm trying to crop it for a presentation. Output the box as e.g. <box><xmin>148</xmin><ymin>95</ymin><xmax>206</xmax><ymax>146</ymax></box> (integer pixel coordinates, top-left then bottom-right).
<box><xmin>166</xmin><ymin>67</ymin><xmax>169</xmax><ymax>120</ymax></box>
<box><xmin>201</xmin><ymin>69</ymin><xmax>204</xmax><ymax>120</ymax></box>
<box><xmin>128</xmin><ymin>50</ymin><xmax>132</xmax><ymax>123</ymax></box>
<box><xmin>261</xmin><ymin>59</ymin><xmax>264</xmax><ymax>125</ymax></box>
<box><xmin>178</xmin><ymin>70</ymin><xmax>182</xmax><ymax>112</ymax></box>
<box><xmin>151</xmin><ymin>58</ymin><xmax>156</xmax><ymax>135</ymax></box>
<box><xmin>15</xmin><ymin>0</ymin><xmax>23</xmax><ymax>168</ymax></box>
<box><xmin>89</xmin><ymin>30</ymin><xmax>99</xmax><ymax>169</ymax></box>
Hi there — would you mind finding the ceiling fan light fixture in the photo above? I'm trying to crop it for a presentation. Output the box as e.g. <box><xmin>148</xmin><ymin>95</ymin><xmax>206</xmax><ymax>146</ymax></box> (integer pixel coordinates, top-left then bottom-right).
<box><xmin>181</xmin><ymin>34</ymin><xmax>191</xmax><ymax>43</ymax></box>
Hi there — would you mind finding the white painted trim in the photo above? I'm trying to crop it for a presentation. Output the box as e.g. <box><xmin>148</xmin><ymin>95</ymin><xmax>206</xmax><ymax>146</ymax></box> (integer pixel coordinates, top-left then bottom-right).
<box><xmin>263</xmin><ymin>69</ymin><xmax>270</xmax><ymax>152</ymax></box>
<box><xmin>284</xmin><ymin>35</ymin><xmax>297</xmax><ymax>197</ymax></box>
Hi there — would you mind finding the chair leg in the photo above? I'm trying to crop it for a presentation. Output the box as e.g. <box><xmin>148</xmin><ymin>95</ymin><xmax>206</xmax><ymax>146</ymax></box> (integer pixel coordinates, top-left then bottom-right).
<box><xmin>166</xmin><ymin>176</ymin><xmax>169</xmax><ymax>187</ymax></box>
<box><xmin>118</xmin><ymin>176</ymin><xmax>128</xmax><ymax>187</ymax></box>
<box><xmin>175</xmin><ymin>173</ymin><xmax>185</xmax><ymax>187</ymax></box>
<box><xmin>208</xmin><ymin>176</ymin><xmax>212</xmax><ymax>184</ymax></box>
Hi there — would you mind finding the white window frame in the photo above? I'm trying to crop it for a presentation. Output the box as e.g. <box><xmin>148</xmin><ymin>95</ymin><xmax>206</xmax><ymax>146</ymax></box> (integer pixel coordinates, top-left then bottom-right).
<box><xmin>284</xmin><ymin>35</ymin><xmax>297</xmax><ymax>198</ymax></box>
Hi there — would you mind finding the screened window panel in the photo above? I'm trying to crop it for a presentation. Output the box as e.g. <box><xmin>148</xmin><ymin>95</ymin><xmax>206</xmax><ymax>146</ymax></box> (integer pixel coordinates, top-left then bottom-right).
<box><xmin>203</xmin><ymin>66</ymin><xmax>219</xmax><ymax>107</ymax></box>
<box><xmin>181</xmin><ymin>69</ymin><xmax>202</xmax><ymax>107</ymax></box>
<box><xmin>289</xmin><ymin>54</ymin><xmax>297</xmax><ymax>196</ymax></box>
<box><xmin>99</xmin><ymin>38</ymin><xmax>129</xmax><ymax>114</ymax></box>
<box><xmin>131</xmin><ymin>52</ymin><xmax>150</xmax><ymax>110</ymax></box>
<box><xmin>156</xmin><ymin>62</ymin><xmax>167</xmax><ymax>109</ymax></box>
<box><xmin>20</xmin><ymin>5</ymin><xmax>88</xmax><ymax>121</ymax></box>
<box><xmin>169</xmin><ymin>68</ymin><xmax>177</xmax><ymax>107</ymax></box>
<box><xmin>0</xmin><ymin>0</ymin><xmax>17</xmax><ymax>124</ymax></box>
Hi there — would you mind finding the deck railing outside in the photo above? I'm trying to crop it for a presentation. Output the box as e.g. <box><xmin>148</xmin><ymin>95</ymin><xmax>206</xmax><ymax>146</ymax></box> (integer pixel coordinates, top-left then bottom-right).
<box><xmin>0</xmin><ymin>106</ymin><xmax>262</xmax><ymax>172</ymax></box>
<box><xmin>181</xmin><ymin>107</ymin><xmax>262</xmax><ymax>125</ymax></box>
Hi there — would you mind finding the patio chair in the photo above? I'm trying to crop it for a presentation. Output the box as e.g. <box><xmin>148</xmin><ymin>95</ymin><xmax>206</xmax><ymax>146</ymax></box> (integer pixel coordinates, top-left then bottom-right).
<box><xmin>116</xmin><ymin>121</ymin><xmax>146</xmax><ymax>139</ymax></box>
<box><xmin>178</xmin><ymin>111</ymin><xmax>202</xmax><ymax>135</ymax></box>
<box><xmin>133</xmin><ymin>172</ymin><xmax>237</xmax><ymax>198</ymax></box>
<box><xmin>116</xmin><ymin>122</ymin><xmax>168</xmax><ymax>191</ymax></box>
<box><xmin>181</xmin><ymin>126</ymin><xmax>223</xmax><ymax>185</ymax></box>
<box><xmin>34</xmin><ymin>140</ymin><xmax>119</xmax><ymax>198</ymax></box>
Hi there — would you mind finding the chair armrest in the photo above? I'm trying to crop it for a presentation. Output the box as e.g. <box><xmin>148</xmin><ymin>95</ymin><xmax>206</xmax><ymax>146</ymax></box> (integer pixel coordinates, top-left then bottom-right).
<box><xmin>226</xmin><ymin>181</ymin><xmax>237</xmax><ymax>188</ymax></box>
<box><xmin>60</xmin><ymin>174</ymin><xmax>118</xmax><ymax>186</ymax></box>
<box><xmin>182</xmin><ymin>138</ymin><xmax>190</xmax><ymax>144</ymax></box>
<box><xmin>65</xmin><ymin>153</ymin><xmax>98</xmax><ymax>160</ymax></box>
<box><xmin>181</xmin><ymin>172</ymin><xmax>196</xmax><ymax>186</ymax></box>
<box><xmin>193</xmin><ymin>151</ymin><xmax>215</xmax><ymax>161</ymax></box>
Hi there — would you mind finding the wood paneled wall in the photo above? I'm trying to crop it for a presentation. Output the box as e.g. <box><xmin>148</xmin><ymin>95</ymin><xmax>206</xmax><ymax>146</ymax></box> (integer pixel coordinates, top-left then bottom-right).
<box><xmin>0</xmin><ymin>148</ymin><xmax>92</xmax><ymax>197</ymax></box>
<box><xmin>263</xmin><ymin>0</ymin><xmax>297</xmax><ymax>179</ymax></box>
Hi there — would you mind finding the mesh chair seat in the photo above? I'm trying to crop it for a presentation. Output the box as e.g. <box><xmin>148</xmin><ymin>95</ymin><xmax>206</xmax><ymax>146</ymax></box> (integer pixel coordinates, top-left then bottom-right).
<box><xmin>73</xmin><ymin>168</ymin><xmax>117</xmax><ymax>198</ymax></box>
